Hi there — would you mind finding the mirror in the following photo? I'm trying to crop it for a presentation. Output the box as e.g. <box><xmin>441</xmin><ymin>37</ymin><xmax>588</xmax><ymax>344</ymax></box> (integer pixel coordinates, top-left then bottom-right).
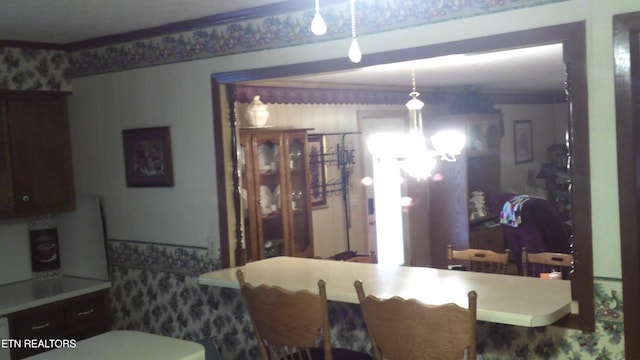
<box><xmin>212</xmin><ymin>22</ymin><xmax>593</xmax><ymax>331</ymax></box>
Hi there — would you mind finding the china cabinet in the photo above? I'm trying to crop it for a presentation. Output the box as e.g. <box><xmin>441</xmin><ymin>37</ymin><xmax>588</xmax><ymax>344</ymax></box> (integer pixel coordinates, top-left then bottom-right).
<box><xmin>240</xmin><ymin>128</ymin><xmax>314</xmax><ymax>261</ymax></box>
<box><xmin>0</xmin><ymin>91</ymin><xmax>75</xmax><ymax>219</ymax></box>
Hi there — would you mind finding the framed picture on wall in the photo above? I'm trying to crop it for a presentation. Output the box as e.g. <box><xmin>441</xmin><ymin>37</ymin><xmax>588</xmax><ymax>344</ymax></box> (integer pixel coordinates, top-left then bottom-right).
<box><xmin>513</xmin><ymin>120</ymin><xmax>533</xmax><ymax>164</ymax></box>
<box><xmin>122</xmin><ymin>126</ymin><xmax>174</xmax><ymax>187</ymax></box>
<box><xmin>308</xmin><ymin>134</ymin><xmax>327</xmax><ymax>208</ymax></box>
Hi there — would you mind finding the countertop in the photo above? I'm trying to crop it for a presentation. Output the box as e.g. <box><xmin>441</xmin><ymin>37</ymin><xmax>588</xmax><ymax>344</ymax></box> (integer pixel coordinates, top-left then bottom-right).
<box><xmin>0</xmin><ymin>276</ymin><xmax>111</xmax><ymax>316</ymax></box>
<box><xmin>199</xmin><ymin>256</ymin><xmax>572</xmax><ymax>327</ymax></box>
<box><xmin>25</xmin><ymin>330</ymin><xmax>205</xmax><ymax>360</ymax></box>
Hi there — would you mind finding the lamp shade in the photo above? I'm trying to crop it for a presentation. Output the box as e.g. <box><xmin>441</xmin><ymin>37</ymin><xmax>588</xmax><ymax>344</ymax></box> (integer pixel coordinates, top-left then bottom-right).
<box><xmin>430</xmin><ymin>130</ymin><xmax>466</xmax><ymax>157</ymax></box>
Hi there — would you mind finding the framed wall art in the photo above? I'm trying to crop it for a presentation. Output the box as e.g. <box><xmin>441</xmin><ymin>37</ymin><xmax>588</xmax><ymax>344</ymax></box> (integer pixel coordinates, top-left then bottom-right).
<box><xmin>308</xmin><ymin>134</ymin><xmax>327</xmax><ymax>208</ymax></box>
<box><xmin>30</xmin><ymin>228</ymin><xmax>61</xmax><ymax>272</ymax></box>
<box><xmin>122</xmin><ymin>126</ymin><xmax>174</xmax><ymax>187</ymax></box>
<box><xmin>513</xmin><ymin>120</ymin><xmax>533</xmax><ymax>164</ymax></box>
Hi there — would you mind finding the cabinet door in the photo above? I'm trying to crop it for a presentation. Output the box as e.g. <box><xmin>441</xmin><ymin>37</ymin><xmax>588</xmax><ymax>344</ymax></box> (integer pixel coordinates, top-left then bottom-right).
<box><xmin>10</xmin><ymin>306</ymin><xmax>65</xmax><ymax>359</ymax></box>
<box><xmin>3</xmin><ymin>95</ymin><xmax>75</xmax><ymax>217</ymax></box>
<box><xmin>251</xmin><ymin>132</ymin><xmax>287</xmax><ymax>259</ymax></box>
<box><xmin>285</xmin><ymin>132</ymin><xmax>314</xmax><ymax>258</ymax></box>
<box><xmin>0</xmin><ymin>102</ymin><xmax>12</xmax><ymax>214</ymax></box>
<box><xmin>63</xmin><ymin>291</ymin><xmax>110</xmax><ymax>340</ymax></box>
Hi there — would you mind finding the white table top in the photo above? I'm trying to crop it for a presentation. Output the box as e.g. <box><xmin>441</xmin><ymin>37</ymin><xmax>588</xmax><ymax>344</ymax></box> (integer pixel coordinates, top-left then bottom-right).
<box><xmin>25</xmin><ymin>330</ymin><xmax>205</xmax><ymax>360</ymax></box>
<box><xmin>0</xmin><ymin>276</ymin><xmax>111</xmax><ymax>316</ymax></box>
<box><xmin>198</xmin><ymin>256</ymin><xmax>572</xmax><ymax>327</ymax></box>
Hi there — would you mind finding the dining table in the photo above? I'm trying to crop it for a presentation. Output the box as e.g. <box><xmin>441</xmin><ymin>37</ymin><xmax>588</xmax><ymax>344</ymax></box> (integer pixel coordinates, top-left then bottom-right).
<box><xmin>198</xmin><ymin>256</ymin><xmax>572</xmax><ymax>327</ymax></box>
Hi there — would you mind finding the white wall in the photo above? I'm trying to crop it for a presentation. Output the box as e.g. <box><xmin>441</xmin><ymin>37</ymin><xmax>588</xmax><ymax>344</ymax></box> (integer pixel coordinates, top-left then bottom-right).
<box><xmin>66</xmin><ymin>0</ymin><xmax>640</xmax><ymax>278</ymax></box>
<box><xmin>499</xmin><ymin>103</ymin><xmax>568</xmax><ymax>193</ymax></box>
<box><xmin>68</xmin><ymin>61</ymin><xmax>220</xmax><ymax>249</ymax></box>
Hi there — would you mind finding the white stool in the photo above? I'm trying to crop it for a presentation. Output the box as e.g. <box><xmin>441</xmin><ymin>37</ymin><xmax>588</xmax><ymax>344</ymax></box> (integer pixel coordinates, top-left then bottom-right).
<box><xmin>26</xmin><ymin>330</ymin><xmax>205</xmax><ymax>360</ymax></box>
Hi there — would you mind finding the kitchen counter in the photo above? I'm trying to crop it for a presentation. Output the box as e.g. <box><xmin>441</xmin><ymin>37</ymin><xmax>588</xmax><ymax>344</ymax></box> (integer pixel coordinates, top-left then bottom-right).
<box><xmin>199</xmin><ymin>256</ymin><xmax>572</xmax><ymax>327</ymax></box>
<box><xmin>0</xmin><ymin>276</ymin><xmax>111</xmax><ymax>316</ymax></box>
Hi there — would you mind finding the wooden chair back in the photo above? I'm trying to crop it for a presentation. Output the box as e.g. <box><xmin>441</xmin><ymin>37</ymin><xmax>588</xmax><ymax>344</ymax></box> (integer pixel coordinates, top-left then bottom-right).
<box><xmin>447</xmin><ymin>244</ymin><xmax>511</xmax><ymax>274</ymax></box>
<box><xmin>521</xmin><ymin>247</ymin><xmax>574</xmax><ymax>279</ymax></box>
<box><xmin>237</xmin><ymin>270</ymin><xmax>372</xmax><ymax>360</ymax></box>
<box><xmin>354</xmin><ymin>280</ymin><xmax>477</xmax><ymax>360</ymax></box>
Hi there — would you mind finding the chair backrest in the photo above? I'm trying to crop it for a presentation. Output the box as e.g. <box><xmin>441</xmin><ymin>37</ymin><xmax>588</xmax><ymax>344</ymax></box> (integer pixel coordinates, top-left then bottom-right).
<box><xmin>354</xmin><ymin>280</ymin><xmax>477</xmax><ymax>360</ymax></box>
<box><xmin>447</xmin><ymin>244</ymin><xmax>511</xmax><ymax>274</ymax></box>
<box><xmin>346</xmin><ymin>251</ymin><xmax>378</xmax><ymax>264</ymax></box>
<box><xmin>236</xmin><ymin>269</ymin><xmax>331</xmax><ymax>360</ymax></box>
<box><xmin>521</xmin><ymin>247</ymin><xmax>574</xmax><ymax>279</ymax></box>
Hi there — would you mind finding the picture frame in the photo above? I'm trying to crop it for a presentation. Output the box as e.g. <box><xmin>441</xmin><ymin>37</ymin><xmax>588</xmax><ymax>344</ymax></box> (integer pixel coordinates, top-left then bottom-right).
<box><xmin>308</xmin><ymin>134</ymin><xmax>327</xmax><ymax>208</ymax></box>
<box><xmin>30</xmin><ymin>228</ymin><xmax>61</xmax><ymax>272</ymax></box>
<box><xmin>513</xmin><ymin>120</ymin><xmax>533</xmax><ymax>164</ymax></box>
<box><xmin>122</xmin><ymin>126</ymin><xmax>174</xmax><ymax>187</ymax></box>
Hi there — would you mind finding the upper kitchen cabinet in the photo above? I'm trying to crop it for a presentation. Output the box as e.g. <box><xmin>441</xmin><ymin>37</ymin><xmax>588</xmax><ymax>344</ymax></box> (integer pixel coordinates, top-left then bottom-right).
<box><xmin>0</xmin><ymin>92</ymin><xmax>75</xmax><ymax>218</ymax></box>
<box><xmin>240</xmin><ymin>128</ymin><xmax>314</xmax><ymax>262</ymax></box>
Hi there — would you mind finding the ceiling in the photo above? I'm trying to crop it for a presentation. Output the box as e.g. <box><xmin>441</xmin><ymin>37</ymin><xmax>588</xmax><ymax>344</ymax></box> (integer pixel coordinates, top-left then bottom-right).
<box><xmin>0</xmin><ymin>0</ymin><xmax>566</xmax><ymax>92</ymax></box>
<box><xmin>0</xmin><ymin>0</ymin><xmax>285</xmax><ymax>44</ymax></box>
<box><xmin>246</xmin><ymin>43</ymin><xmax>566</xmax><ymax>92</ymax></box>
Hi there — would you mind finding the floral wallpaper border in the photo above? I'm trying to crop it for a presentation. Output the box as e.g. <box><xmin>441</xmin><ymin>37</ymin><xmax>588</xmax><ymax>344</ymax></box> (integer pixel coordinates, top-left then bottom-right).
<box><xmin>107</xmin><ymin>239</ymin><xmax>624</xmax><ymax>360</ymax></box>
<box><xmin>66</xmin><ymin>0</ymin><xmax>567</xmax><ymax>77</ymax></box>
<box><xmin>1</xmin><ymin>0</ymin><xmax>567</xmax><ymax>91</ymax></box>
<box><xmin>107</xmin><ymin>238</ymin><xmax>220</xmax><ymax>276</ymax></box>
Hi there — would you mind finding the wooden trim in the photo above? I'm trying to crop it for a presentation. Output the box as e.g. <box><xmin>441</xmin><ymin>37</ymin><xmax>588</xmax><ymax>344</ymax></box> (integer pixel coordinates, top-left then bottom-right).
<box><xmin>211</xmin><ymin>77</ymin><xmax>230</xmax><ymax>269</ymax></box>
<box><xmin>614</xmin><ymin>11</ymin><xmax>640</xmax><ymax>360</ymax></box>
<box><xmin>0</xmin><ymin>40</ymin><xmax>67</xmax><ymax>50</ymax></box>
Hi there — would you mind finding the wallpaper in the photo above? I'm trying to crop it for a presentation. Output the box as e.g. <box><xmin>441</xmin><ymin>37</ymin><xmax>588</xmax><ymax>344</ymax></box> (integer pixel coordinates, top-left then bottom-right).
<box><xmin>0</xmin><ymin>47</ymin><xmax>71</xmax><ymax>91</ymax></box>
<box><xmin>107</xmin><ymin>239</ymin><xmax>624</xmax><ymax>360</ymax></box>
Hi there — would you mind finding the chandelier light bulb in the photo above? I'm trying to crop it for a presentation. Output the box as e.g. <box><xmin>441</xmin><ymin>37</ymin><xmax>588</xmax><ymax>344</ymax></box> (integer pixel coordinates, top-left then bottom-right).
<box><xmin>311</xmin><ymin>0</ymin><xmax>327</xmax><ymax>36</ymax></box>
<box><xmin>311</xmin><ymin>13</ymin><xmax>327</xmax><ymax>35</ymax></box>
<box><xmin>348</xmin><ymin>38</ymin><xmax>362</xmax><ymax>63</ymax></box>
<box><xmin>347</xmin><ymin>0</ymin><xmax>361</xmax><ymax>63</ymax></box>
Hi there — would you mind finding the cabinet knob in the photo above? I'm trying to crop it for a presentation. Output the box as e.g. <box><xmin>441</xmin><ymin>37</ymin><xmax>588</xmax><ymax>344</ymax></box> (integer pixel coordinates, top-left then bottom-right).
<box><xmin>21</xmin><ymin>195</ymin><xmax>30</xmax><ymax>202</ymax></box>
<box><xmin>77</xmin><ymin>308</ymin><xmax>95</xmax><ymax>316</ymax></box>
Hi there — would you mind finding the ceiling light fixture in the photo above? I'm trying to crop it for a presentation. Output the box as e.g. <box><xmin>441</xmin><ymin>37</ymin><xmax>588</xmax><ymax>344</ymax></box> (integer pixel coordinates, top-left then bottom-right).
<box><xmin>311</xmin><ymin>0</ymin><xmax>327</xmax><ymax>35</ymax></box>
<box><xmin>348</xmin><ymin>0</ymin><xmax>362</xmax><ymax>63</ymax></box>
<box><xmin>368</xmin><ymin>70</ymin><xmax>466</xmax><ymax>180</ymax></box>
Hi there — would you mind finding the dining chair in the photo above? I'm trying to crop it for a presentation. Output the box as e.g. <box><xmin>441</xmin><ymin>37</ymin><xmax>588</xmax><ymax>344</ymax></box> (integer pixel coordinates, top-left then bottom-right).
<box><xmin>354</xmin><ymin>280</ymin><xmax>477</xmax><ymax>360</ymax></box>
<box><xmin>447</xmin><ymin>244</ymin><xmax>511</xmax><ymax>274</ymax></box>
<box><xmin>236</xmin><ymin>270</ymin><xmax>372</xmax><ymax>360</ymax></box>
<box><xmin>521</xmin><ymin>247</ymin><xmax>574</xmax><ymax>279</ymax></box>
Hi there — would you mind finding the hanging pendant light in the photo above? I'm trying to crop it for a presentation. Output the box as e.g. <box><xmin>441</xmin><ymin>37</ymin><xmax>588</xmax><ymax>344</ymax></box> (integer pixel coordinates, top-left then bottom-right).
<box><xmin>348</xmin><ymin>0</ymin><xmax>362</xmax><ymax>63</ymax></box>
<box><xmin>311</xmin><ymin>0</ymin><xmax>327</xmax><ymax>35</ymax></box>
<box><xmin>400</xmin><ymin>70</ymin><xmax>435</xmax><ymax>179</ymax></box>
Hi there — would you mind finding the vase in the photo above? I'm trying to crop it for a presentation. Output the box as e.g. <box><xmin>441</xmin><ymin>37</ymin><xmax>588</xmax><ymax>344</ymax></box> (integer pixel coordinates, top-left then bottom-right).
<box><xmin>245</xmin><ymin>95</ymin><xmax>269</xmax><ymax>127</ymax></box>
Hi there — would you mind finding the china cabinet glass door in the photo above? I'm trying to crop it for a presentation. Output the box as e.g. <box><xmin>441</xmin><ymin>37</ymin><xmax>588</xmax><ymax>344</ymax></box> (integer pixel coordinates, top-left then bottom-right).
<box><xmin>286</xmin><ymin>133</ymin><xmax>313</xmax><ymax>257</ymax></box>
<box><xmin>253</xmin><ymin>134</ymin><xmax>286</xmax><ymax>258</ymax></box>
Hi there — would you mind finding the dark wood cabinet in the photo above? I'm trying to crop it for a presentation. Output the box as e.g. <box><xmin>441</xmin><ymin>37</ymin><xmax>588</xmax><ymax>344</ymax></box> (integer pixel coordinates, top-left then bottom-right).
<box><xmin>8</xmin><ymin>289</ymin><xmax>110</xmax><ymax>359</ymax></box>
<box><xmin>0</xmin><ymin>92</ymin><xmax>75</xmax><ymax>219</ymax></box>
<box><xmin>240</xmin><ymin>128</ymin><xmax>314</xmax><ymax>261</ymax></box>
<box><xmin>424</xmin><ymin>113</ymin><xmax>503</xmax><ymax>268</ymax></box>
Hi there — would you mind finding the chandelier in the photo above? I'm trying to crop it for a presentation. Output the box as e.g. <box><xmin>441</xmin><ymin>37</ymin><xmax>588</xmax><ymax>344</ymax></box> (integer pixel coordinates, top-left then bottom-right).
<box><xmin>368</xmin><ymin>70</ymin><xmax>466</xmax><ymax>179</ymax></box>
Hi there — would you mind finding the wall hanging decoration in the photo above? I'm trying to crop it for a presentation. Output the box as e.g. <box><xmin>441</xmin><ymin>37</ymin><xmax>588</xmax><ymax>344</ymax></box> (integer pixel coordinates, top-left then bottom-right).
<box><xmin>30</xmin><ymin>228</ymin><xmax>61</xmax><ymax>273</ymax></box>
<box><xmin>122</xmin><ymin>126</ymin><xmax>174</xmax><ymax>187</ymax></box>
<box><xmin>514</xmin><ymin>120</ymin><xmax>533</xmax><ymax>164</ymax></box>
<box><xmin>308</xmin><ymin>134</ymin><xmax>327</xmax><ymax>208</ymax></box>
